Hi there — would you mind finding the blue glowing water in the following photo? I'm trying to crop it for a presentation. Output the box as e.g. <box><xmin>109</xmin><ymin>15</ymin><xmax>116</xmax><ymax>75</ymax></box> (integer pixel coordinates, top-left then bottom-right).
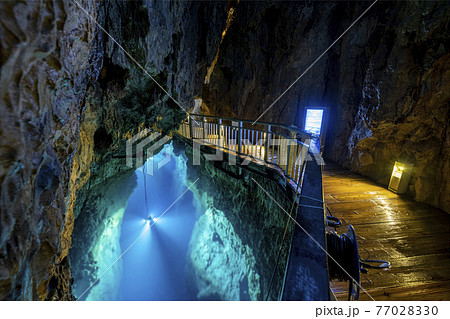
<box><xmin>117</xmin><ymin>143</ymin><xmax>197</xmax><ymax>300</ymax></box>
<box><xmin>74</xmin><ymin>142</ymin><xmax>262</xmax><ymax>301</ymax></box>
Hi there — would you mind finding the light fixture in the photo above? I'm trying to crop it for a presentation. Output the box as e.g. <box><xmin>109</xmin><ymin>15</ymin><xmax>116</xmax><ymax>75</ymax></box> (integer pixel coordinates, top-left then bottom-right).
<box><xmin>388</xmin><ymin>161</ymin><xmax>414</xmax><ymax>194</ymax></box>
<box><xmin>145</xmin><ymin>215</ymin><xmax>159</xmax><ymax>223</ymax></box>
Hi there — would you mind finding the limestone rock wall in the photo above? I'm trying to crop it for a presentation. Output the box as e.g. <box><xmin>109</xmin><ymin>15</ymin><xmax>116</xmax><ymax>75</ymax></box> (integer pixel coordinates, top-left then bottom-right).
<box><xmin>0</xmin><ymin>0</ymin><xmax>101</xmax><ymax>300</ymax></box>
<box><xmin>70</xmin><ymin>170</ymin><xmax>136</xmax><ymax>300</ymax></box>
<box><xmin>0</xmin><ymin>0</ymin><xmax>227</xmax><ymax>300</ymax></box>
<box><xmin>200</xmin><ymin>1</ymin><xmax>449</xmax><ymax>212</ymax></box>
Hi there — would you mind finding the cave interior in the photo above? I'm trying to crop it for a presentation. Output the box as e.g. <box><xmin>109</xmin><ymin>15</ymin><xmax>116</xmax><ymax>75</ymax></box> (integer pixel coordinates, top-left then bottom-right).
<box><xmin>0</xmin><ymin>0</ymin><xmax>449</xmax><ymax>303</ymax></box>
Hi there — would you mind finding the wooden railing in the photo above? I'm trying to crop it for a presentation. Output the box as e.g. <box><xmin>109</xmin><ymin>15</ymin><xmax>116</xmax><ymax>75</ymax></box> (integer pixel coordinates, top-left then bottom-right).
<box><xmin>174</xmin><ymin>114</ymin><xmax>311</xmax><ymax>186</ymax></box>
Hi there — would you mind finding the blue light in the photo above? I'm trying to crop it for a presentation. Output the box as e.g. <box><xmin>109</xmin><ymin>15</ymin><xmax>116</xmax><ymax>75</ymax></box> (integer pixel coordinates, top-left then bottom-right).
<box><xmin>145</xmin><ymin>215</ymin><xmax>160</xmax><ymax>224</ymax></box>
<box><xmin>305</xmin><ymin>109</ymin><xmax>324</xmax><ymax>135</ymax></box>
<box><xmin>118</xmin><ymin>143</ymin><xmax>197</xmax><ymax>300</ymax></box>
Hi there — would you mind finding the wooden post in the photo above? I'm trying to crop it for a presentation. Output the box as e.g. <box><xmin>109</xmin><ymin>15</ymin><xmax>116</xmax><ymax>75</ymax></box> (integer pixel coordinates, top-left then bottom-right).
<box><xmin>189</xmin><ymin>116</ymin><xmax>194</xmax><ymax>139</ymax></box>
<box><xmin>238</xmin><ymin>121</ymin><xmax>243</xmax><ymax>154</ymax></box>
<box><xmin>264</xmin><ymin>125</ymin><xmax>271</xmax><ymax>162</ymax></box>
<box><xmin>202</xmin><ymin>116</ymin><xmax>206</xmax><ymax>140</ymax></box>
<box><xmin>286</xmin><ymin>130</ymin><xmax>296</xmax><ymax>177</ymax></box>
<box><xmin>218</xmin><ymin>118</ymin><xmax>222</xmax><ymax>147</ymax></box>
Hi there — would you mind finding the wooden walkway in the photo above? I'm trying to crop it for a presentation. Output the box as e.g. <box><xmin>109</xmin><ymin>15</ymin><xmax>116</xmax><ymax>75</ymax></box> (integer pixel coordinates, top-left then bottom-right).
<box><xmin>323</xmin><ymin>161</ymin><xmax>450</xmax><ymax>301</ymax></box>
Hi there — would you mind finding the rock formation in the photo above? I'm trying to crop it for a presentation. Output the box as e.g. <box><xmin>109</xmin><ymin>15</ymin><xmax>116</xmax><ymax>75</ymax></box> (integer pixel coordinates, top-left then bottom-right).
<box><xmin>187</xmin><ymin>206</ymin><xmax>260</xmax><ymax>301</ymax></box>
<box><xmin>0</xmin><ymin>0</ymin><xmax>101</xmax><ymax>300</ymax></box>
<box><xmin>183</xmin><ymin>143</ymin><xmax>294</xmax><ymax>300</ymax></box>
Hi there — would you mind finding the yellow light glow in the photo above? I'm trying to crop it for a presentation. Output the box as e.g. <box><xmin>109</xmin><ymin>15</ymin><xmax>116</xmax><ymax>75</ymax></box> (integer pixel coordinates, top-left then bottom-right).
<box><xmin>389</xmin><ymin>161</ymin><xmax>413</xmax><ymax>194</ymax></box>
<box><xmin>392</xmin><ymin>164</ymin><xmax>404</xmax><ymax>177</ymax></box>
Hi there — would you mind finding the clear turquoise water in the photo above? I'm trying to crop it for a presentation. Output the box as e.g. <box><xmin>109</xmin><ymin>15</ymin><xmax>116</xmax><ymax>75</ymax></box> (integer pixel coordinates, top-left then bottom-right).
<box><xmin>117</xmin><ymin>144</ymin><xmax>198</xmax><ymax>300</ymax></box>
<box><xmin>74</xmin><ymin>142</ymin><xmax>262</xmax><ymax>301</ymax></box>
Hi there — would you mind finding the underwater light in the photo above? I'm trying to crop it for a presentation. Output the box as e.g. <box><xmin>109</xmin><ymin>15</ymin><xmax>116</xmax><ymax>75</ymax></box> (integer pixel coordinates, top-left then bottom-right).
<box><xmin>145</xmin><ymin>215</ymin><xmax>159</xmax><ymax>223</ymax></box>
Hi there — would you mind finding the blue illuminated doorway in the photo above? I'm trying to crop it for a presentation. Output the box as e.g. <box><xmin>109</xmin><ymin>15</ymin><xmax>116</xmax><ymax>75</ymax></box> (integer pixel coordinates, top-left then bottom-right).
<box><xmin>303</xmin><ymin>107</ymin><xmax>328</xmax><ymax>153</ymax></box>
<box><xmin>304</xmin><ymin>108</ymin><xmax>324</xmax><ymax>135</ymax></box>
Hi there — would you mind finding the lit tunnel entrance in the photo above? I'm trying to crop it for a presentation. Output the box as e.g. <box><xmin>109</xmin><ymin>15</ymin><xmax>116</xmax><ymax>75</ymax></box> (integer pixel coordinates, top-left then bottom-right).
<box><xmin>304</xmin><ymin>108</ymin><xmax>324</xmax><ymax>135</ymax></box>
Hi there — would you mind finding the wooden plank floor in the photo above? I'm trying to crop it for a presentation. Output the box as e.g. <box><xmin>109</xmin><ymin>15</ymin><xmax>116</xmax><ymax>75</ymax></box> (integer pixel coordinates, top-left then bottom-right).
<box><xmin>323</xmin><ymin>161</ymin><xmax>450</xmax><ymax>301</ymax></box>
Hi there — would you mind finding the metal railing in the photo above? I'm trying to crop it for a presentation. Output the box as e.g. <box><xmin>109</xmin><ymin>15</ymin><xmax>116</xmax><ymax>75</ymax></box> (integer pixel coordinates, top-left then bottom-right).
<box><xmin>174</xmin><ymin>114</ymin><xmax>311</xmax><ymax>186</ymax></box>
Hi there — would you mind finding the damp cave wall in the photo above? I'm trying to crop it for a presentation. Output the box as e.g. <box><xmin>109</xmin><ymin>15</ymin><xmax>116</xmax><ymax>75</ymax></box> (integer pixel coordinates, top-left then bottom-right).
<box><xmin>201</xmin><ymin>1</ymin><xmax>450</xmax><ymax>212</ymax></box>
<box><xmin>0</xmin><ymin>0</ymin><xmax>102</xmax><ymax>300</ymax></box>
<box><xmin>0</xmin><ymin>0</ymin><xmax>228</xmax><ymax>300</ymax></box>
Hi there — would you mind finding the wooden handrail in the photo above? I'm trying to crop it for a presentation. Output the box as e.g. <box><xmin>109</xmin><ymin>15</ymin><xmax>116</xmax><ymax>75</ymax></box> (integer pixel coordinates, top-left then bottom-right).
<box><xmin>174</xmin><ymin>113</ymin><xmax>311</xmax><ymax>187</ymax></box>
<box><xmin>188</xmin><ymin>113</ymin><xmax>312</xmax><ymax>140</ymax></box>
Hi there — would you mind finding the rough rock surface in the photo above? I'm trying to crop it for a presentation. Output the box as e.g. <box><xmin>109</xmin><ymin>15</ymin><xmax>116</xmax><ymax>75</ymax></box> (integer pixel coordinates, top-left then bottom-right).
<box><xmin>0</xmin><ymin>0</ymin><xmax>227</xmax><ymax>300</ymax></box>
<box><xmin>183</xmin><ymin>143</ymin><xmax>294</xmax><ymax>300</ymax></box>
<box><xmin>201</xmin><ymin>1</ymin><xmax>449</xmax><ymax>212</ymax></box>
<box><xmin>187</xmin><ymin>206</ymin><xmax>260</xmax><ymax>301</ymax></box>
<box><xmin>70</xmin><ymin>171</ymin><xmax>136</xmax><ymax>300</ymax></box>
<box><xmin>0</xmin><ymin>0</ymin><xmax>101</xmax><ymax>300</ymax></box>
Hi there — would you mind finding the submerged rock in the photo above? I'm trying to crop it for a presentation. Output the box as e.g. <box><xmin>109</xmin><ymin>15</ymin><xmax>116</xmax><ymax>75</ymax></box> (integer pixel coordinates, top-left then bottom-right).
<box><xmin>70</xmin><ymin>171</ymin><xmax>136</xmax><ymax>300</ymax></box>
<box><xmin>186</xmin><ymin>206</ymin><xmax>260</xmax><ymax>301</ymax></box>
